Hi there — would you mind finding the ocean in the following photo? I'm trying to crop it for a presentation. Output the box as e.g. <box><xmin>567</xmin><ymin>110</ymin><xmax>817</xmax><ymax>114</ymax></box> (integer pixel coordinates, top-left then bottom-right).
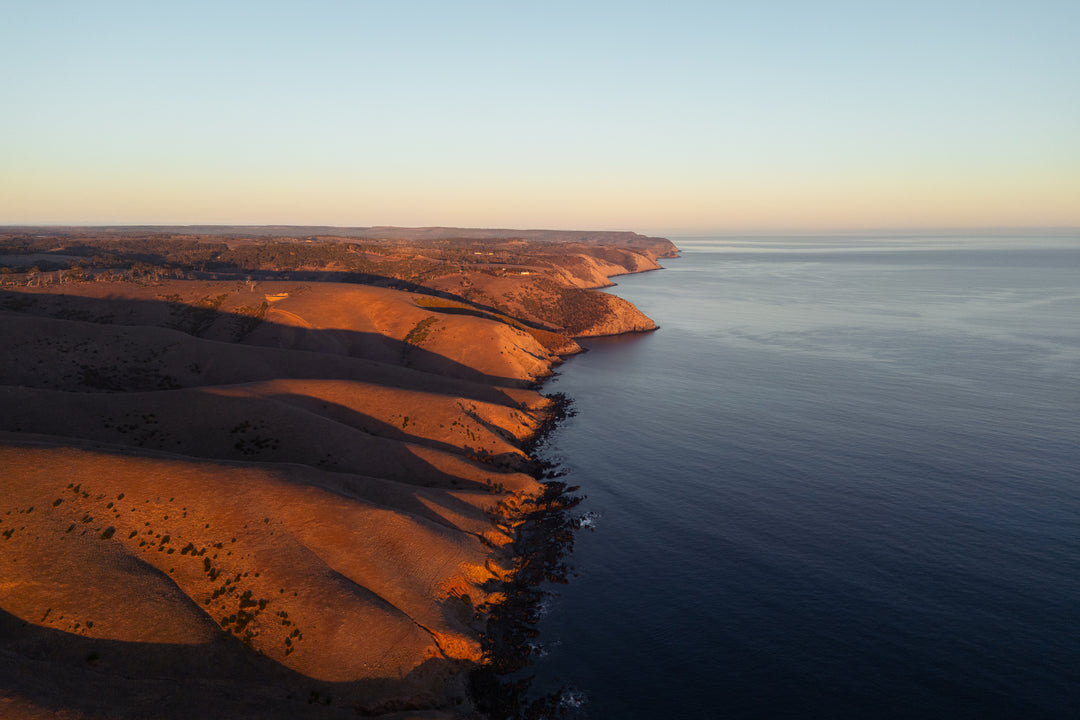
<box><xmin>527</xmin><ymin>233</ymin><xmax>1080</xmax><ymax>719</ymax></box>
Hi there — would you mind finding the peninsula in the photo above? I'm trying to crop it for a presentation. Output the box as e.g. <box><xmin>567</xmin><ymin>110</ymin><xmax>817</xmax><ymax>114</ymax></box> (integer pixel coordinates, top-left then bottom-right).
<box><xmin>0</xmin><ymin>226</ymin><xmax>677</xmax><ymax>719</ymax></box>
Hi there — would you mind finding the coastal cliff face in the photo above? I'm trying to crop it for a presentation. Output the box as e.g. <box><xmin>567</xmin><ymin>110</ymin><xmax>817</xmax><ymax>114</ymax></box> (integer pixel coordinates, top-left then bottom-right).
<box><xmin>0</xmin><ymin>226</ymin><xmax>670</xmax><ymax>719</ymax></box>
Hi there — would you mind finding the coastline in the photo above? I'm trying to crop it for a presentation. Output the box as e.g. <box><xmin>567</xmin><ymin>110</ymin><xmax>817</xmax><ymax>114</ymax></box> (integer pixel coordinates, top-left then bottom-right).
<box><xmin>467</xmin><ymin>245</ymin><xmax>680</xmax><ymax>713</ymax></box>
<box><xmin>0</xmin><ymin>227</ymin><xmax>674</xmax><ymax>719</ymax></box>
<box><xmin>465</xmin><ymin>266</ymin><xmax>671</xmax><ymax>715</ymax></box>
<box><xmin>467</xmin><ymin>392</ymin><xmax>583</xmax><ymax>718</ymax></box>
<box><xmin>480</xmin><ymin>234</ymin><xmax>1080</xmax><ymax>719</ymax></box>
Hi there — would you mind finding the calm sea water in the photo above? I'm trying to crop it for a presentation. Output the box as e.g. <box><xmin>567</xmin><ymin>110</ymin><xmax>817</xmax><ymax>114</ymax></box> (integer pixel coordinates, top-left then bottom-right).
<box><xmin>529</xmin><ymin>234</ymin><xmax>1080</xmax><ymax>719</ymax></box>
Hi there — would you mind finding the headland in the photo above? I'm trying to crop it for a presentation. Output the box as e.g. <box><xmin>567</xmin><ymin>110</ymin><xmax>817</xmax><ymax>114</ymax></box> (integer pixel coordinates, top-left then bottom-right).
<box><xmin>0</xmin><ymin>226</ymin><xmax>676</xmax><ymax>719</ymax></box>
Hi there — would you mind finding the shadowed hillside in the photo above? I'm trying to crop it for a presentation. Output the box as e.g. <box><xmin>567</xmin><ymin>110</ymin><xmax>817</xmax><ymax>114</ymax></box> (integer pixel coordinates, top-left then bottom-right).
<box><xmin>0</xmin><ymin>227</ymin><xmax>673</xmax><ymax>718</ymax></box>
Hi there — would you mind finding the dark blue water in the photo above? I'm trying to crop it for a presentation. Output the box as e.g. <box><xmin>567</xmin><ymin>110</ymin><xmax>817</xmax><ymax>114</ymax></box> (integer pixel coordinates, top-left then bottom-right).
<box><xmin>531</xmin><ymin>234</ymin><xmax>1080</xmax><ymax>719</ymax></box>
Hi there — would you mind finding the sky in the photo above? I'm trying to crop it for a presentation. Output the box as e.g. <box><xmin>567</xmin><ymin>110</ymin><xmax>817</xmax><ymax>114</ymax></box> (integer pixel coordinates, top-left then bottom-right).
<box><xmin>2</xmin><ymin>0</ymin><xmax>1078</xmax><ymax>233</ymax></box>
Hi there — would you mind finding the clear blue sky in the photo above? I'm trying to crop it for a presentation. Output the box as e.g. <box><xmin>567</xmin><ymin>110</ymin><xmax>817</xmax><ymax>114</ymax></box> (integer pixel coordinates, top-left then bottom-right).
<box><xmin>2</xmin><ymin>0</ymin><xmax>1078</xmax><ymax>231</ymax></box>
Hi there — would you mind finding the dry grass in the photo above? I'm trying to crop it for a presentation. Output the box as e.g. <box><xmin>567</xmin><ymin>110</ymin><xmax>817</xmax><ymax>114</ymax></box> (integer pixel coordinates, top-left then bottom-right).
<box><xmin>0</xmin><ymin>234</ymin><xmax>660</xmax><ymax>718</ymax></box>
<box><xmin>0</xmin><ymin>278</ymin><xmax>557</xmax><ymax>718</ymax></box>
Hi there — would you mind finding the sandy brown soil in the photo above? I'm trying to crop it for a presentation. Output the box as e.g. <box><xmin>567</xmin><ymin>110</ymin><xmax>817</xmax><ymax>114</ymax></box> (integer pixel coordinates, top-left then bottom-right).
<box><xmin>0</xmin><ymin>228</ymin><xmax>672</xmax><ymax>718</ymax></box>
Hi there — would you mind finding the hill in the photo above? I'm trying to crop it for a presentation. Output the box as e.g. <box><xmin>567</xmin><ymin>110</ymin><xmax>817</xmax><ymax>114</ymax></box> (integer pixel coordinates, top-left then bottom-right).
<box><xmin>0</xmin><ymin>227</ymin><xmax>675</xmax><ymax>718</ymax></box>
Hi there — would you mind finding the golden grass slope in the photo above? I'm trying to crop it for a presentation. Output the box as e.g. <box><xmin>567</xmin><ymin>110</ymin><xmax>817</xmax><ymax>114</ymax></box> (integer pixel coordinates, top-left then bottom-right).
<box><xmin>1</xmin><ymin>441</ymin><xmax>500</xmax><ymax>675</ymax></box>
<box><xmin>0</xmin><ymin>279</ymin><xmax>562</xmax><ymax>718</ymax></box>
<box><xmin>1</xmin><ymin>279</ymin><xmax>559</xmax><ymax>386</ymax></box>
<box><xmin>1</xmin><ymin>438</ymin><xmax>501</xmax><ymax>718</ymax></box>
<box><xmin>247</xmin><ymin>283</ymin><xmax>559</xmax><ymax>385</ymax></box>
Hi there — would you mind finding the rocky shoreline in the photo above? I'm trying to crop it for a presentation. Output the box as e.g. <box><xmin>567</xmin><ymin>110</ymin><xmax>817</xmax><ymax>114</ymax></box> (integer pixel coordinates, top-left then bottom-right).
<box><xmin>468</xmin><ymin>392</ymin><xmax>584</xmax><ymax>719</ymax></box>
<box><xmin>0</xmin><ymin>227</ymin><xmax>675</xmax><ymax>719</ymax></box>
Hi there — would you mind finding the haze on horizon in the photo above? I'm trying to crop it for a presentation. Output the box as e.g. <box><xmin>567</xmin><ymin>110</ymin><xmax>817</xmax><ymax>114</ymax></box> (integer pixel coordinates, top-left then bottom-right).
<box><xmin>2</xmin><ymin>1</ymin><xmax>1077</xmax><ymax>233</ymax></box>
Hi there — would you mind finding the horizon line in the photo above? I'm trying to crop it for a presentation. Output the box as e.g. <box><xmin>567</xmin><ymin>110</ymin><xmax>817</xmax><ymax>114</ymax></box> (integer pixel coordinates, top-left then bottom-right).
<box><xmin>2</xmin><ymin>223</ymin><xmax>1079</xmax><ymax>238</ymax></box>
